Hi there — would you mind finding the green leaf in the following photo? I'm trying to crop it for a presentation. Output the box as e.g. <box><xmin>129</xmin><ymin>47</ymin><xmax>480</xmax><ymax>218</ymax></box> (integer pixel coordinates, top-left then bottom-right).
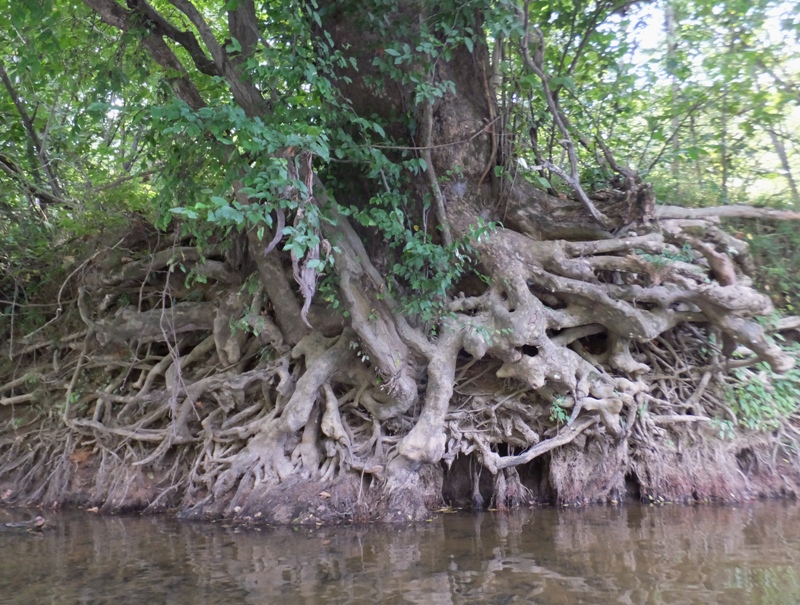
<box><xmin>226</xmin><ymin>37</ymin><xmax>242</xmax><ymax>53</ymax></box>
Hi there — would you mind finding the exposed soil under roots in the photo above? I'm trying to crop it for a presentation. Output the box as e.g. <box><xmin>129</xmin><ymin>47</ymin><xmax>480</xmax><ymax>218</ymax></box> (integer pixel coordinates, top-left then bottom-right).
<box><xmin>2</xmin><ymin>211</ymin><xmax>800</xmax><ymax>524</ymax></box>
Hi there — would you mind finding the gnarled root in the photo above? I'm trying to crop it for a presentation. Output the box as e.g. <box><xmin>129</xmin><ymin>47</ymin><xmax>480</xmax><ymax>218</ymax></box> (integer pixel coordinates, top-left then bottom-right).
<box><xmin>1</xmin><ymin>205</ymin><xmax>799</xmax><ymax>520</ymax></box>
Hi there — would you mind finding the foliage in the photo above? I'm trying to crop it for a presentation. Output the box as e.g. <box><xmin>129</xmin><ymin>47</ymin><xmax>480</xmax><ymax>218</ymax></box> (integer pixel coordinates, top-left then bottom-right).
<box><xmin>0</xmin><ymin>0</ymin><xmax>158</xmax><ymax>318</ymax></box>
<box><xmin>549</xmin><ymin>395</ymin><xmax>570</xmax><ymax>427</ymax></box>
<box><xmin>620</xmin><ymin>0</ymin><xmax>800</xmax><ymax>208</ymax></box>
<box><xmin>486</xmin><ymin>0</ymin><xmax>800</xmax><ymax>209</ymax></box>
<box><xmin>726</xmin><ymin>354</ymin><xmax>800</xmax><ymax>432</ymax></box>
<box><xmin>635</xmin><ymin>243</ymin><xmax>695</xmax><ymax>268</ymax></box>
<box><xmin>745</xmin><ymin>220</ymin><xmax>800</xmax><ymax>314</ymax></box>
<box><xmin>711</xmin><ymin>417</ymin><xmax>737</xmax><ymax>440</ymax></box>
<box><xmin>2</xmin><ymin>0</ymin><xmax>799</xmax><ymax>311</ymax></box>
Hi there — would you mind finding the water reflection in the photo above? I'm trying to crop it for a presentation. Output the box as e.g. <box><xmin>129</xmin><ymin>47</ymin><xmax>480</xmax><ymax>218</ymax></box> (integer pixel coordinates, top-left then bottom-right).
<box><xmin>1</xmin><ymin>501</ymin><xmax>799</xmax><ymax>604</ymax></box>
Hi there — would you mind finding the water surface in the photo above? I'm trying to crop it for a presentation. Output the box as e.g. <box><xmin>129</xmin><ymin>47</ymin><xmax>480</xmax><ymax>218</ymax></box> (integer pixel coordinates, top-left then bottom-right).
<box><xmin>1</xmin><ymin>501</ymin><xmax>799</xmax><ymax>604</ymax></box>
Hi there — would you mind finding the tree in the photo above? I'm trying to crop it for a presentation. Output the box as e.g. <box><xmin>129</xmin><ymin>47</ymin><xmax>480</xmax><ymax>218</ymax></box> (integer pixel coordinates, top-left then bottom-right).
<box><xmin>1</xmin><ymin>0</ymin><xmax>799</xmax><ymax>521</ymax></box>
<box><xmin>625</xmin><ymin>0</ymin><xmax>800</xmax><ymax>208</ymax></box>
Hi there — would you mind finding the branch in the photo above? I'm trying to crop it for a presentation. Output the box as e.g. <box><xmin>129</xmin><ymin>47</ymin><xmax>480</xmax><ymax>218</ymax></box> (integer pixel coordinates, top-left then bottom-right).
<box><xmin>0</xmin><ymin>153</ymin><xmax>73</xmax><ymax>207</ymax></box>
<box><xmin>645</xmin><ymin>97</ymin><xmax>711</xmax><ymax>174</ymax></box>
<box><xmin>557</xmin><ymin>1</ymin><xmax>612</xmax><ymax>87</ymax></box>
<box><xmin>519</xmin><ymin>14</ymin><xmax>610</xmax><ymax>227</ymax></box>
<box><xmin>0</xmin><ymin>393</ymin><xmax>35</xmax><ymax>406</ymax></box>
<box><xmin>86</xmin><ymin>167</ymin><xmax>160</xmax><ymax>194</ymax></box>
<box><xmin>651</xmin><ymin>415</ymin><xmax>711</xmax><ymax>425</ymax></box>
<box><xmin>420</xmin><ymin>100</ymin><xmax>452</xmax><ymax>247</ymax></box>
<box><xmin>656</xmin><ymin>205</ymin><xmax>800</xmax><ymax>221</ymax></box>
<box><xmin>163</xmin><ymin>0</ymin><xmax>265</xmax><ymax>114</ymax></box>
<box><xmin>82</xmin><ymin>0</ymin><xmax>206</xmax><ymax>109</ymax></box>
<box><xmin>0</xmin><ymin>373</ymin><xmax>44</xmax><ymax>395</ymax></box>
<box><xmin>774</xmin><ymin>316</ymin><xmax>800</xmax><ymax>332</ymax></box>
<box><xmin>540</xmin><ymin>160</ymin><xmax>609</xmax><ymax>225</ymax></box>
<box><xmin>227</xmin><ymin>0</ymin><xmax>259</xmax><ymax>60</ymax></box>
<box><xmin>166</xmin><ymin>0</ymin><xmax>224</xmax><ymax>66</ymax></box>
<box><xmin>755</xmin><ymin>58</ymin><xmax>799</xmax><ymax>103</ymax></box>
<box><xmin>0</xmin><ymin>61</ymin><xmax>64</xmax><ymax>199</ymax></box>
<box><xmin>128</xmin><ymin>0</ymin><xmax>218</xmax><ymax>76</ymax></box>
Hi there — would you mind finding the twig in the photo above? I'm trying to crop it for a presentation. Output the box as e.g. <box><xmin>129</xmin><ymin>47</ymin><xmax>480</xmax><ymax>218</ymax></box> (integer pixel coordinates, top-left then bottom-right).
<box><xmin>420</xmin><ymin>100</ymin><xmax>452</xmax><ymax>247</ymax></box>
<box><xmin>21</xmin><ymin>237</ymin><xmax>125</xmax><ymax>345</ymax></box>
<box><xmin>651</xmin><ymin>415</ymin><xmax>711</xmax><ymax>425</ymax></box>
<box><xmin>0</xmin><ymin>393</ymin><xmax>35</xmax><ymax>406</ymax></box>
<box><xmin>63</xmin><ymin>331</ymin><xmax>93</xmax><ymax>425</ymax></box>
<box><xmin>518</xmin><ymin>15</ymin><xmax>609</xmax><ymax>226</ymax></box>
<box><xmin>367</xmin><ymin>118</ymin><xmax>500</xmax><ymax>151</ymax></box>
<box><xmin>0</xmin><ymin>373</ymin><xmax>44</xmax><ymax>394</ymax></box>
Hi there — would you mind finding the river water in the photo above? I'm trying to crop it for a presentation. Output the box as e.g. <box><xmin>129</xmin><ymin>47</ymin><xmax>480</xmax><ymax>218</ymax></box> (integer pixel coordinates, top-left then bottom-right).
<box><xmin>1</xmin><ymin>501</ymin><xmax>799</xmax><ymax>604</ymax></box>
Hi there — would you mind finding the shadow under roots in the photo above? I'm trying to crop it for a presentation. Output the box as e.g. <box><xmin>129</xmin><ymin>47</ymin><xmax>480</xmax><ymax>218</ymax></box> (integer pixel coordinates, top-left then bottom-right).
<box><xmin>441</xmin><ymin>453</ymin><xmax>555</xmax><ymax>510</ymax></box>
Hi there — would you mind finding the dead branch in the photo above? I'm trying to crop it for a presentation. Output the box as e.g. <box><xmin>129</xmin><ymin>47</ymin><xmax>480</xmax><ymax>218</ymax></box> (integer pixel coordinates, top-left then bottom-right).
<box><xmin>656</xmin><ymin>205</ymin><xmax>800</xmax><ymax>221</ymax></box>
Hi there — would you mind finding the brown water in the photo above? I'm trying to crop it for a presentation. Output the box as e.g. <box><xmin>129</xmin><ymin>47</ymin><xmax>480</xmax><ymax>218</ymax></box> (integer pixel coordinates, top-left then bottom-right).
<box><xmin>1</xmin><ymin>501</ymin><xmax>799</xmax><ymax>605</ymax></box>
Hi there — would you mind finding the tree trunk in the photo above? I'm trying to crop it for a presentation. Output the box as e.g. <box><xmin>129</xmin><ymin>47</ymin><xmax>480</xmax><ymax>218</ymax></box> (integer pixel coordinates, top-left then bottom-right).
<box><xmin>767</xmin><ymin>126</ymin><xmax>800</xmax><ymax>209</ymax></box>
<box><xmin>664</xmin><ymin>1</ymin><xmax>681</xmax><ymax>184</ymax></box>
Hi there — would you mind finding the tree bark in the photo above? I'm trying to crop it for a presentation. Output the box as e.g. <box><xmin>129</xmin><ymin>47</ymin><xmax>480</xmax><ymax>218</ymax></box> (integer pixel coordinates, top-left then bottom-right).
<box><xmin>767</xmin><ymin>127</ymin><xmax>800</xmax><ymax>209</ymax></box>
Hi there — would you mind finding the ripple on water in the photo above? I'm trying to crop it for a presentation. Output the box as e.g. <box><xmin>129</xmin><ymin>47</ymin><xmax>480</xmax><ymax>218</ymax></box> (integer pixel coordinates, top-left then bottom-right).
<box><xmin>0</xmin><ymin>502</ymin><xmax>799</xmax><ymax>604</ymax></box>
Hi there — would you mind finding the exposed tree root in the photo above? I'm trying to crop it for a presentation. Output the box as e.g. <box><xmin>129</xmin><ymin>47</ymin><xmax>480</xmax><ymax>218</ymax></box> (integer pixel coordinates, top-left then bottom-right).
<box><xmin>2</xmin><ymin>204</ymin><xmax>799</xmax><ymax>522</ymax></box>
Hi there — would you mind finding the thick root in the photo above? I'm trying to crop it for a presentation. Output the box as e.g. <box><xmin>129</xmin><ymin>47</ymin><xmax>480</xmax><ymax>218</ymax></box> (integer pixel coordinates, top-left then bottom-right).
<box><xmin>2</xmin><ymin>208</ymin><xmax>799</xmax><ymax>520</ymax></box>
